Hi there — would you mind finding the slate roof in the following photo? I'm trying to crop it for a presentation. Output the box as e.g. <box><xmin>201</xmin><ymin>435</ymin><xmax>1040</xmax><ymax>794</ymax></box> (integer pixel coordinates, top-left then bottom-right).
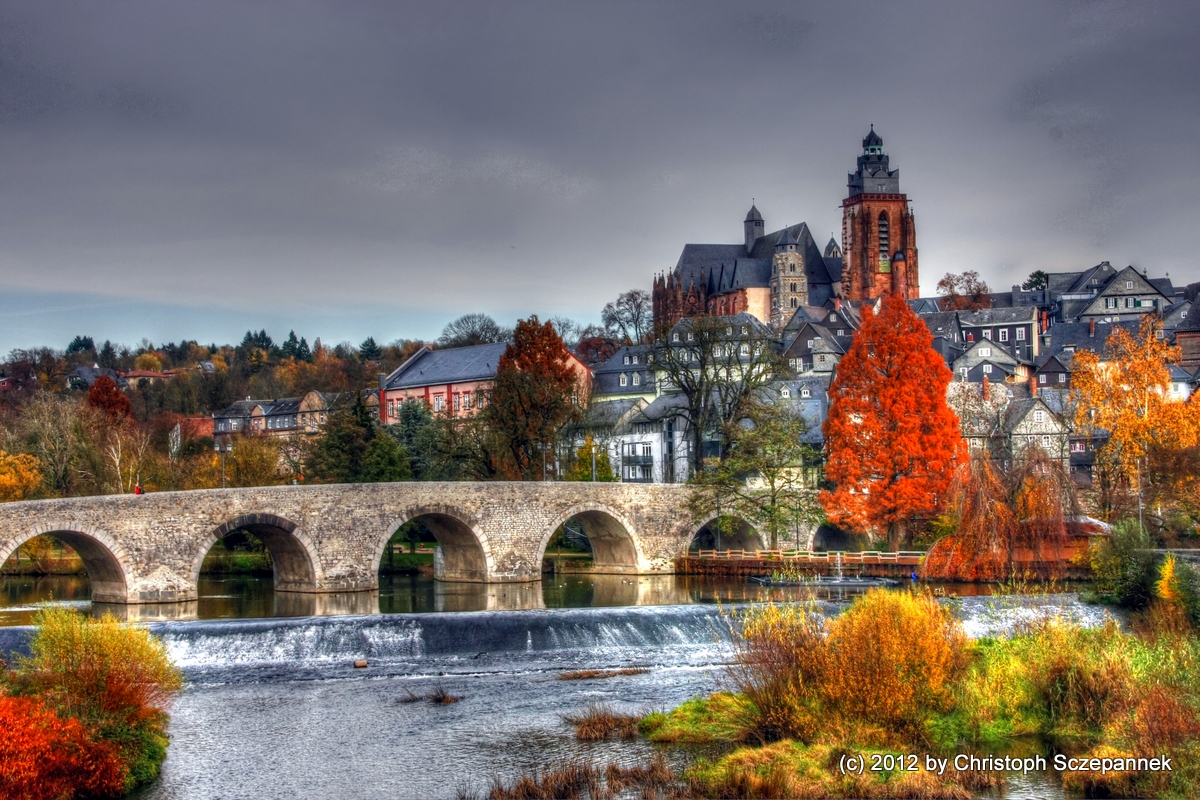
<box><xmin>673</xmin><ymin>222</ymin><xmax>837</xmax><ymax>302</ymax></box>
<box><xmin>1040</xmin><ymin>320</ymin><xmax>1141</xmax><ymax>358</ymax></box>
<box><xmin>957</xmin><ymin>306</ymin><xmax>1039</xmax><ymax>326</ymax></box>
<box><xmin>1001</xmin><ymin>398</ymin><xmax>1063</xmax><ymax>433</ymax></box>
<box><xmin>592</xmin><ymin>345</ymin><xmax>655</xmax><ymax>396</ymax></box>
<box><xmin>66</xmin><ymin>366</ymin><xmax>127</xmax><ymax>389</ymax></box>
<box><xmin>383</xmin><ymin>343</ymin><xmax>508</xmax><ymax>390</ymax></box>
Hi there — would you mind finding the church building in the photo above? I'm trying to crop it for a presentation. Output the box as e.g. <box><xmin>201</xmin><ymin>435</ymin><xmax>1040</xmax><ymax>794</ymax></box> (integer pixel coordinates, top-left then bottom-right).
<box><xmin>652</xmin><ymin>128</ymin><xmax>920</xmax><ymax>331</ymax></box>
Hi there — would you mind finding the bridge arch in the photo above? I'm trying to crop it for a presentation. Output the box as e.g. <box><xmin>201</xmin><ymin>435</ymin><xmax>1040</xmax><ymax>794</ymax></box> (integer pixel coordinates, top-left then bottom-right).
<box><xmin>0</xmin><ymin>522</ymin><xmax>131</xmax><ymax>604</ymax></box>
<box><xmin>376</xmin><ymin>505</ymin><xmax>493</xmax><ymax>583</ymax></box>
<box><xmin>689</xmin><ymin>515</ymin><xmax>766</xmax><ymax>552</ymax></box>
<box><xmin>540</xmin><ymin>504</ymin><xmax>646</xmax><ymax>574</ymax></box>
<box><xmin>191</xmin><ymin>513</ymin><xmax>323</xmax><ymax>593</ymax></box>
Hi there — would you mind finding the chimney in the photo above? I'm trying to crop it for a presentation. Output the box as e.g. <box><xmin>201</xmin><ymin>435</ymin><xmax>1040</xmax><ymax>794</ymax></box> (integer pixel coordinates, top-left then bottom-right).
<box><xmin>1089</xmin><ymin>318</ymin><xmax>1095</xmax><ymax>338</ymax></box>
<box><xmin>1029</xmin><ymin>375</ymin><xmax>1037</xmax><ymax>398</ymax></box>
<box><xmin>834</xmin><ymin>297</ymin><xmax>841</xmax><ymax>311</ymax></box>
<box><xmin>982</xmin><ymin>375</ymin><xmax>990</xmax><ymax>401</ymax></box>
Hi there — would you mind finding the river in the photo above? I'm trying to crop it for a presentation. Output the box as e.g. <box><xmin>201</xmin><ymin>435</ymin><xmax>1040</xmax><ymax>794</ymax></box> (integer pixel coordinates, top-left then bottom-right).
<box><xmin>0</xmin><ymin>573</ymin><xmax>1111</xmax><ymax>799</ymax></box>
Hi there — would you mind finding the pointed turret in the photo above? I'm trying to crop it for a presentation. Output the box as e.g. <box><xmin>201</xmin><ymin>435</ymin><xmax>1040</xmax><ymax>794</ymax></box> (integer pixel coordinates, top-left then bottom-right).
<box><xmin>744</xmin><ymin>203</ymin><xmax>764</xmax><ymax>253</ymax></box>
<box><xmin>824</xmin><ymin>237</ymin><xmax>843</xmax><ymax>259</ymax></box>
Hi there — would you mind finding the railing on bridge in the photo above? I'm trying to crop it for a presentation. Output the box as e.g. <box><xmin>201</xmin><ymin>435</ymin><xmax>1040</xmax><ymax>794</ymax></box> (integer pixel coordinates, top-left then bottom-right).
<box><xmin>690</xmin><ymin>550</ymin><xmax>926</xmax><ymax>564</ymax></box>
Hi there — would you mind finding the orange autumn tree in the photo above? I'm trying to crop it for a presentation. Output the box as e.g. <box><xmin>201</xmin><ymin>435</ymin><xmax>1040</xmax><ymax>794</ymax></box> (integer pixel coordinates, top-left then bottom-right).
<box><xmin>1072</xmin><ymin>315</ymin><xmax>1200</xmax><ymax>516</ymax></box>
<box><xmin>484</xmin><ymin>316</ymin><xmax>583</xmax><ymax>480</ymax></box>
<box><xmin>820</xmin><ymin>295</ymin><xmax>964</xmax><ymax>549</ymax></box>
<box><xmin>0</xmin><ymin>695</ymin><xmax>126</xmax><ymax>800</ymax></box>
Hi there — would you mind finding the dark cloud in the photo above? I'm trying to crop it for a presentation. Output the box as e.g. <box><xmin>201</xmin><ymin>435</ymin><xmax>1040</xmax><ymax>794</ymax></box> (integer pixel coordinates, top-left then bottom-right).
<box><xmin>1</xmin><ymin>0</ymin><xmax>1197</xmax><ymax>351</ymax></box>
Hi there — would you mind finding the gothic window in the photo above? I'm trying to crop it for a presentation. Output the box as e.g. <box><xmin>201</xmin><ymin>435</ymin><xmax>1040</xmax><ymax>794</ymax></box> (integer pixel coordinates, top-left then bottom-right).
<box><xmin>789</xmin><ymin>283</ymin><xmax>797</xmax><ymax>292</ymax></box>
<box><xmin>878</xmin><ymin>212</ymin><xmax>890</xmax><ymax>256</ymax></box>
<box><xmin>789</xmin><ymin>264</ymin><xmax>796</xmax><ymax>273</ymax></box>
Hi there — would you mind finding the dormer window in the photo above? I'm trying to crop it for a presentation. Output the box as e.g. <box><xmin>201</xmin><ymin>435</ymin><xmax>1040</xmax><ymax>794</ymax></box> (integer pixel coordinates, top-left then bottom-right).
<box><xmin>623</xmin><ymin>356</ymin><xmax>630</xmax><ymax>364</ymax></box>
<box><xmin>687</xmin><ymin>332</ymin><xmax>694</xmax><ymax>341</ymax></box>
<box><xmin>631</xmin><ymin>355</ymin><xmax>639</xmax><ymax>364</ymax></box>
<box><xmin>781</xmin><ymin>387</ymin><xmax>790</xmax><ymax>398</ymax></box>
<box><xmin>741</xmin><ymin>326</ymin><xmax>748</xmax><ymax>335</ymax></box>
<box><xmin>800</xmin><ymin>387</ymin><xmax>811</xmax><ymax>398</ymax></box>
<box><xmin>619</xmin><ymin>374</ymin><xmax>628</xmax><ymax>387</ymax></box>
<box><xmin>726</xmin><ymin>326</ymin><xmax>733</xmax><ymax>335</ymax></box>
<box><xmin>672</xmin><ymin>333</ymin><xmax>680</xmax><ymax>342</ymax></box>
<box><xmin>739</xmin><ymin>344</ymin><xmax>750</xmax><ymax>356</ymax></box>
<box><xmin>632</xmin><ymin>373</ymin><xmax>641</xmax><ymax>386</ymax></box>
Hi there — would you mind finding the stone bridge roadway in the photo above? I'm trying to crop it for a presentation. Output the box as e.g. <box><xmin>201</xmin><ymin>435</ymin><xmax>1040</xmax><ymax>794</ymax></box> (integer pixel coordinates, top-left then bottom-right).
<box><xmin>0</xmin><ymin>482</ymin><xmax>777</xmax><ymax>605</ymax></box>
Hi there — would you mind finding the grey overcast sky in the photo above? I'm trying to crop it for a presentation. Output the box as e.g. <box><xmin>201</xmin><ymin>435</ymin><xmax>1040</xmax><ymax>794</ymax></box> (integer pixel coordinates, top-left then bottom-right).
<box><xmin>2</xmin><ymin>1</ymin><xmax>1198</xmax><ymax>352</ymax></box>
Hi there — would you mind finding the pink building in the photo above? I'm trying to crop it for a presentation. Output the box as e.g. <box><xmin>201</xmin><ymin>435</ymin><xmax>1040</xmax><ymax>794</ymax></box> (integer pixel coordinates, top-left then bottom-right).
<box><xmin>378</xmin><ymin>342</ymin><xmax>591</xmax><ymax>422</ymax></box>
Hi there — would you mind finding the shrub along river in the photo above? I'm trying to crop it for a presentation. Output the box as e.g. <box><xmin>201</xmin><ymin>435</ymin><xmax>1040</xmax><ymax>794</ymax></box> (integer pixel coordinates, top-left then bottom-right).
<box><xmin>0</xmin><ymin>573</ymin><xmax>1113</xmax><ymax>799</ymax></box>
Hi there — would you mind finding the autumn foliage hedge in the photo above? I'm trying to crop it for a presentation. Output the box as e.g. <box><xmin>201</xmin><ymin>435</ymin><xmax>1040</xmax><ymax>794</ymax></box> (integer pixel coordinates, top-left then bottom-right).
<box><xmin>1</xmin><ymin>608</ymin><xmax>183</xmax><ymax>799</ymax></box>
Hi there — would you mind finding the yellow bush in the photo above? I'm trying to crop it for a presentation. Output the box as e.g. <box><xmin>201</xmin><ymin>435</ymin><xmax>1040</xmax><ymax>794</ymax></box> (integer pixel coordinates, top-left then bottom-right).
<box><xmin>0</xmin><ymin>450</ymin><xmax>43</xmax><ymax>502</ymax></box>
<box><xmin>822</xmin><ymin>589</ymin><xmax>967</xmax><ymax>735</ymax></box>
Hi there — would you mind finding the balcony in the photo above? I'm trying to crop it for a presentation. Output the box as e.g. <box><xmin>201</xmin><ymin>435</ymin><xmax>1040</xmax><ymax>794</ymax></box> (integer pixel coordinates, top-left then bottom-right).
<box><xmin>621</xmin><ymin>454</ymin><xmax>654</xmax><ymax>466</ymax></box>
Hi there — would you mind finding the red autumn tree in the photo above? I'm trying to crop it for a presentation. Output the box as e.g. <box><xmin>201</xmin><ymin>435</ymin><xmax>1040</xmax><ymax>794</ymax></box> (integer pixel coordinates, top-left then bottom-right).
<box><xmin>86</xmin><ymin>375</ymin><xmax>132</xmax><ymax>421</ymax></box>
<box><xmin>484</xmin><ymin>316</ymin><xmax>583</xmax><ymax>480</ymax></box>
<box><xmin>0</xmin><ymin>694</ymin><xmax>126</xmax><ymax>800</ymax></box>
<box><xmin>820</xmin><ymin>295</ymin><xmax>965</xmax><ymax>549</ymax></box>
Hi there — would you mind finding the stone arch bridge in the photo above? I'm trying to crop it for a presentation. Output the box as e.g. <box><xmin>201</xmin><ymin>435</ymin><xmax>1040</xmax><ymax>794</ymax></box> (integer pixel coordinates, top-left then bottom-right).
<box><xmin>0</xmin><ymin>483</ymin><xmax>777</xmax><ymax>605</ymax></box>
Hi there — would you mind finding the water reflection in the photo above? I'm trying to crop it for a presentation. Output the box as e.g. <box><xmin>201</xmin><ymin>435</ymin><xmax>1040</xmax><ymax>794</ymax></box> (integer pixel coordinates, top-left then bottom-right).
<box><xmin>0</xmin><ymin>572</ymin><xmax>1091</xmax><ymax>626</ymax></box>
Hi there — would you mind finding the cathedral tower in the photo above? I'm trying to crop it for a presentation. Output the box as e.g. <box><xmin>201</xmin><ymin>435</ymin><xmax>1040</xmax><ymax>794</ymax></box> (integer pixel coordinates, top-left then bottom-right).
<box><xmin>841</xmin><ymin>127</ymin><xmax>919</xmax><ymax>302</ymax></box>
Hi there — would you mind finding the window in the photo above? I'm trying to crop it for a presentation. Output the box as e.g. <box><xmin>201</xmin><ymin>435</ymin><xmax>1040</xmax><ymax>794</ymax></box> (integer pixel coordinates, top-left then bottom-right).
<box><xmin>453</xmin><ymin>394</ymin><xmax>461</xmax><ymax>411</ymax></box>
<box><xmin>687</xmin><ymin>332</ymin><xmax>694</xmax><ymax>341</ymax></box>
<box><xmin>790</xmin><ymin>297</ymin><xmax>798</xmax><ymax>308</ymax></box>
<box><xmin>800</xmin><ymin>387</ymin><xmax>811</xmax><ymax>398</ymax></box>
<box><xmin>999</xmin><ymin>329</ymin><xmax>1009</xmax><ymax>342</ymax></box>
<box><xmin>878</xmin><ymin>211</ymin><xmax>890</xmax><ymax>256</ymax></box>
<box><xmin>672</xmin><ymin>333</ymin><xmax>679</xmax><ymax>342</ymax></box>
<box><xmin>982</xmin><ymin>364</ymin><xmax>993</xmax><ymax>374</ymax></box>
<box><xmin>1105</xmin><ymin>298</ymin><xmax>1117</xmax><ymax>309</ymax></box>
<box><xmin>463</xmin><ymin>392</ymin><xmax>472</xmax><ymax>409</ymax></box>
<box><xmin>623</xmin><ymin>356</ymin><xmax>630</xmax><ymax>364</ymax></box>
<box><xmin>1071</xmin><ymin>441</ymin><xmax>1086</xmax><ymax>453</ymax></box>
<box><xmin>726</xmin><ymin>326</ymin><xmax>733</xmax><ymax>335</ymax></box>
<box><xmin>632</xmin><ymin>372</ymin><xmax>641</xmax><ymax>386</ymax></box>
<box><xmin>979</xmin><ymin>347</ymin><xmax>992</xmax><ymax>357</ymax></box>
<box><xmin>619</xmin><ymin>373</ymin><xmax>628</xmax><ymax>387</ymax></box>
<box><xmin>741</xmin><ymin>326</ymin><xmax>748</xmax><ymax>334</ymax></box>
<box><xmin>838</xmin><ymin>330</ymin><xmax>845</xmax><ymax>336</ymax></box>
<box><xmin>433</xmin><ymin>395</ymin><xmax>444</xmax><ymax>412</ymax></box>
<box><xmin>789</xmin><ymin>283</ymin><xmax>797</xmax><ymax>292</ymax></box>
<box><xmin>982</xmin><ymin>329</ymin><xmax>992</xmax><ymax>340</ymax></box>
<box><xmin>631</xmin><ymin>355</ymin><xmax>638</xmax><ymax>364</ymax></box>
<box><xmin>1034</xmin><ymin>410</ymin><xmax>1045</xmax><ymax>423</ymax></box>
<box><xmin>807</xmin><ymin>339</ymin><xmax>815</xmax><ymax>348</ymax></box>
<box><xmin>829</xmin><ymin>313</ymin><xmax>837</xmax><ymax>322</ymax></box>
<box><xmin>817</xmin><ymin>354</ymin><xmax>826</xmax><ymax>363</ymax></box>
<box><xmin>641</xmin><ymin>442</ymin><xmax>652</xmax><ymax>456</ymax></box>
<box><xmin>1039</xmin><ymin>374</ymin><xmax>1047</xmax><ymax>384</ymax></box>
<box><xmin>1124</xmin><ymin>297</ymin><xmax>1133</xmax><ymax>309</ymax></box>
<box><xmin>1016</xmin><ymin>328</ymin><xmax>1026</xmax><ymax>341</ymax></box>
<box><xmin>780</xmin><ymin>387</ymin><xmax>790</xmax><ymax>398</ymax></box>
<box><xmin>739</xmin><ymin>344</ymin><xmax>750</xmax><ymax>355</ymax></box>
<box><xmin>960</xmin><ymin>368</ymin><xmax>968</xmax><ymax>378</ymax></box>
<box><xmin>1125</xmin><ymin>280</ymin><xmax>1134</xmax><ymax>289</ymax></box>
<box><xmin>1041</xmin><ymin>435</ymin><xmax>1051</xmax><ymax>447</ymax></box>
<box><xmin>1057</xmin><ymin>373</ymin><xmax>1066</xmax><ymax>383</ymax></box>
<box><xmin>789</xmin><ymin>358</ymin><xmax>798</xmax><ymax>369</ymax></box>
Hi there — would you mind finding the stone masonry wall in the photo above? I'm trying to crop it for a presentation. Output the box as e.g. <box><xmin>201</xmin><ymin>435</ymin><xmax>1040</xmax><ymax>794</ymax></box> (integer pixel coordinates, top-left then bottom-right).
<box><xmin>0</xmin><ymin>483</ymin><xmax>703</xmax><ymax>603</ymax></box>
